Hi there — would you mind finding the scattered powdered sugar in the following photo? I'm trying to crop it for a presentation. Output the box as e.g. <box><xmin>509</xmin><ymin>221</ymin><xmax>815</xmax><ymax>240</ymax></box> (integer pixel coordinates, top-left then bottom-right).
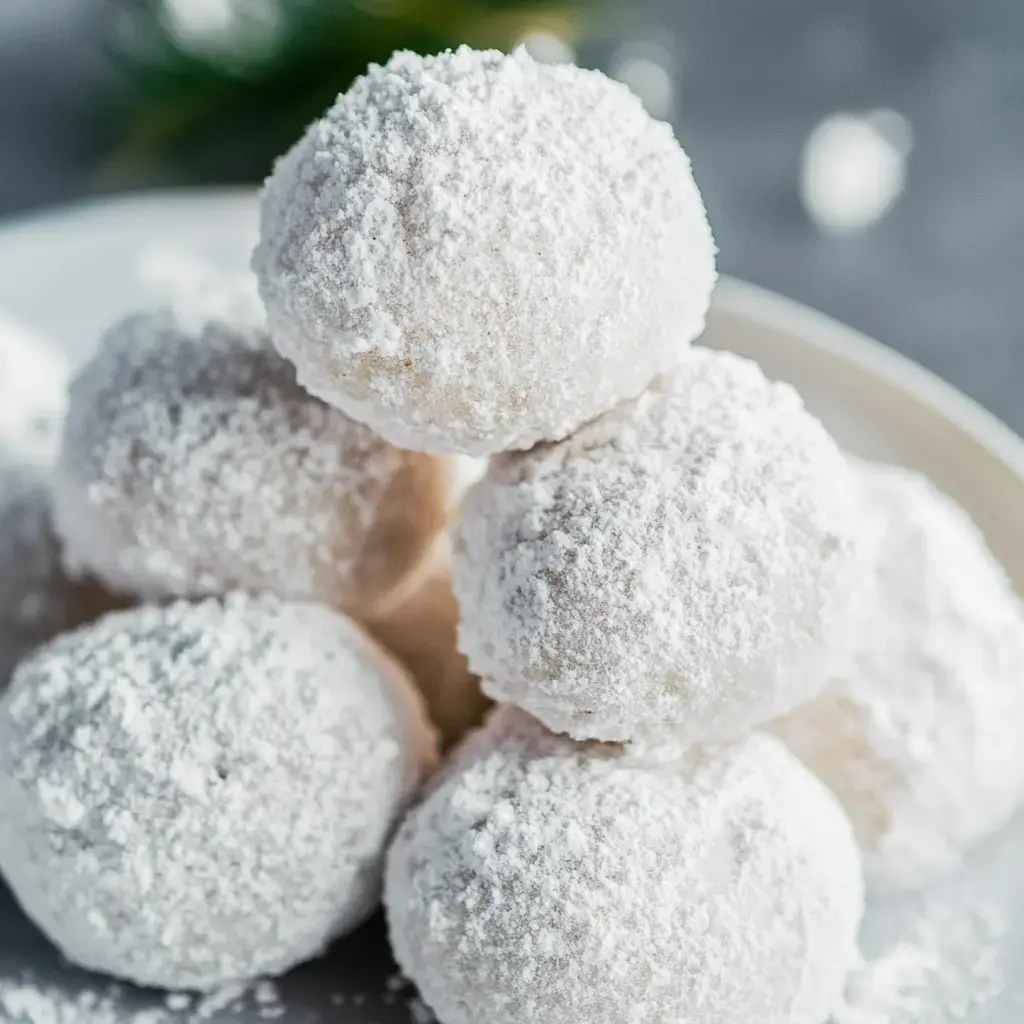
<box><xmin>834</xmin><ymin>893</ymin><xmax>1007</xmax><ymax>1023</ymax></box>
<box><xmin>164</xmin><ymin>993</ymin><xmax>193</xmax><ymax>1013</ymax></box>
<box><xmin>0</xmin><ymin>978</ymin><xmax>171</xmax><ymax>1024</ymax></box>
<box><xmin>0</xmin><ymin>454</ymin><xmax>120</xmax><ymax>690</ymax></box>
<box><xmin>381</xmin><ymin>973</ymin><xmax>438</xmax><ymax>1023</ymax></box>
<box><xmin>454</xmin><ymin>347</ymin><xmax>861</xmax><ymax>746</ymax></box>
<box><xmin>0</xmin><ymin>312</ymin><xmax>68</xmax><ymax>465</ymax></box>
<box><xmin>189</xmin><ymin>981</ymin><xmax>250</xmax><ymax>1019</ymax></box>
<box><xmin>773</xmin><ymin>459</ymin><xmax>1024</xmax><ymax>890</ymax></box>
<box><xmin>0</xmin><ymin>975</ymin><xmax>295</xmax><ymax>1023</ymax></box>
<box><xmin>53</xmin><ymin>309</ymin><xmax>450</xmax><ymax>618</ymax></box>
<box><xmin>0</xmin><ymin>593</ymin><xmax>437</xmax><ymax>991</ymax></box>
<box><xmin>251</xmin><ymin>981</ymin><xmax>279</xmax><ymax>1007</ymax></box>
<box><xmin>254</xmin><ymin>45</ymin><xmax>716</xmax><ymax>455</ymax></box>
<box><xmin>386</xmin><ymin>706</ymin><xmax>863</xmax><ymax>1024</ymax></box>
<box><xmin>164</xmin><ymin>978</ymin><xmax>285</xmax><ymax>1020</ymax></box>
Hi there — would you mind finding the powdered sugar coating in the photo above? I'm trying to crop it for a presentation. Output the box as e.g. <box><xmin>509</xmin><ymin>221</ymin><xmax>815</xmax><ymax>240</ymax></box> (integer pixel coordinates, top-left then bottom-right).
<box><xmin>386</xmin><ymin>706</ymin><xmax>863</xmax><ymax>1024</ymax></box>
<box><xmin>772</xmin><ymin>460</ymin><xmax>1024</xmax><ymax>890</ymax></box>
<box><xmin>0</xmin><ymin>454</ymin><xmax>119</xmax><ymax>690</ymax></box>
<box><xmin>454</xmin><ymin>348</ymin><xmax>860</xmax><ymax>745</ymax></box>
<box><xmin>0</xmin><ymin>594</ymin><xmax>438</xmax><ymax>991</ymax></box>
<box><xmin>53</xmin><ymin>310</ymin><xmax>449</xmax><ymax>616</ymax></box>
<box><xmin>0</xmin><ymin>313</ymin><xmax>68</xmax><ymax>465</ymax></box>
<box><xmin>254</xmin><ymin>46</ymin><xmax>716</xmax><ymax>455</ymax></box>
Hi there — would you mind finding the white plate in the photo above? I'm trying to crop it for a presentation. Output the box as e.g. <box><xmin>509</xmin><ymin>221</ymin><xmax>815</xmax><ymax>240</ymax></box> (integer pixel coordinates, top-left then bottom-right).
<box><xmin>0</xmin><ymin>189</ymin><xmax>1022</xmax><ymax>1022</ymax></box>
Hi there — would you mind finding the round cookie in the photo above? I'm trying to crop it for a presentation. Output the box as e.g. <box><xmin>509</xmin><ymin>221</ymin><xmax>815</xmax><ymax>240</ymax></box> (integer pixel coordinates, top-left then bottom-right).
<box><xmin>254</xmin><ymin>46</ymin><xmax>716</xmax><ymax>455</ymax></box>
<box><xmin>454</xmin><ymin>347</ymin><xmax>860</xmax><ymax>746</ymax></box>
<box><xmin>0</xmin><ymin>594</ymin><xmax>438</xmax><ymax>990</ymax></box>
<box><xmin>1</xmin><ymin>455</ymin><xmax>120</xmax><ymax>689</ymax></box>
<box><xmin>0</xmin><ymin>312</ymin><xmax>68</xmax><ymax>465</ymax></box>
<box><xmin>772</xmin><ymin>459</ymin><xmax>1024</xmax><ymax>889</ymax></box>
<box><xmin>53</xmin><ymin>310</ymin><xmax>449</xmax><ymax>616</ymax></box>
<box><xmin>369</xmin><ymin>539</ymin><xmax>490</xmax><ymax>749</ymax></box>
<box><xmin>386</xmin><ymin>707</ymin><xmax>864</xmax><ymax>1024</ymax></box>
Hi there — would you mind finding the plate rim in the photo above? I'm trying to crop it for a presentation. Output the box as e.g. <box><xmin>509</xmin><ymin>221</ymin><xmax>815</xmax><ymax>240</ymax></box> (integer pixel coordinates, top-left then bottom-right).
<box><xmin>1</xmin><ymin>186</ymin><xmax>1022</xmax><ymax>482</ymax></box>
<box><xmin>714</xmin><ymin>275</ymin><xmax>1024</xmax><ymax>480</ymax></box>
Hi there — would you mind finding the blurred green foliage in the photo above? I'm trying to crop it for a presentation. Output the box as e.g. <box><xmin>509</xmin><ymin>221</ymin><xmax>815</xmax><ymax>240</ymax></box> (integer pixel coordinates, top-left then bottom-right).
<box><xmin>103</xmin><ymin>0</ymin><xmax>605</xmax><ymax>187</ymax></box>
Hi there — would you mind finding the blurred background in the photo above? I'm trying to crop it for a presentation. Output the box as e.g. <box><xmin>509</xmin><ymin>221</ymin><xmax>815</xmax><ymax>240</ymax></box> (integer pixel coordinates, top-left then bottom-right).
<box><xmin>0</xmin><ymin>0</ymin><xmax>1021</xmax><ymax>431</ymax></box>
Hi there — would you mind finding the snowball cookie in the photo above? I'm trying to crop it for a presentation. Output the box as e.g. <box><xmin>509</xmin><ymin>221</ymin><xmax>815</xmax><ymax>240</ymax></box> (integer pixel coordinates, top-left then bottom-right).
<box><xmin>0</xmin><ymin>455</ymin><xmax>120</xmax><ymax>689</ymax></box>
<box><xmin>454</xmin><ymin>347</ymin><xmax>860</xmax><ymax>746</ymax></box>
<box><xmin>0</xmin><ymin>312</ymin><xmax>68</xmax><ymax>464</ymax></box>
<box><xmin>136</xmin><ymin>248</ymin><xmax>266</xmax><ymax>331</ymax></box>
<box><xmin>254</xmin><ymin>46</ymin><xmax>716</xmax><ymax>455</ymax></box>
<box><xmin>771</xmin><ymin>460</ymin><xmax>1024</xmax><ymax>890</ymax></box>
<box><xmin>369</xmin><ymin>539</ymin><xmax>490</xmax><ymax>748</ymax></box>
<box><xmin>53</xmin><ymin>310</ymin><xmax>450</xmax><ymax>617</ymax></box>
<box><xmin>0</xmin><ymin>594</ymin><xmax>438</xmax><ymax>990</ymax></box>
<box><xmin>386</xmin><ymin>706</ymin><xmax>863</xmax><ymax>1024</ymax></box>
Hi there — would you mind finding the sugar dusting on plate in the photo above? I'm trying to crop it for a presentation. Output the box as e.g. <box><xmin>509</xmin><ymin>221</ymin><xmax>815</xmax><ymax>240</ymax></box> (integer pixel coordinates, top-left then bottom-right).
<box><xmin>0</xmin><ymin>976</ymin><xmax>291</xmax><ymax>1023</ymax></box>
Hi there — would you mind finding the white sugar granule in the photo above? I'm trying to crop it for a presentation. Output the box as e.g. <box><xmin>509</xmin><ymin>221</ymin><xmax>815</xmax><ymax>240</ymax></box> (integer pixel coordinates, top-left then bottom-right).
<box><xmin>0</xmin><ymin>312</ymin><xmax>68</xmax><ymax>465</ymax></box>
<box><xmin>1</xmin><ymin>454</ymin><xmax>120</xmax><ymax>690</ymax></box>
<box><xmin>834</xmin><ymin>894</ymin><xmax>1006</xmax><ymax>1023</ymax></box>
<box><xmin>454</xmin><ymin>347</ymin><xmax>861</xmax><ymax>746</ymax></box>
<box><xmin>53</xmin><ymin>310</ymin><xmax>450</xmax><ymax>618</ymax></box>
<box><xmin>386</xmin><ymin>706</ymin><xmax>864</xmax><ymax>1024</ymax></box>
<box><xmin>252</xmin><ymin>981</ymin><xmax>278</xmax><ymax>1007</ymax></box>
<box><xmin>251</xmin><ymin>981</ymin><xmax>285</xmax><ymax>1021</ymax></box>
<box><xmin>0</xmin><ymin>593</ymin><xmax>438</xmax><ymax>991</ymax></box>
<box><xmin>190</xmin><ymin>981</ymin><xmax>248</xmax><ymax>1018</ymax></box>
<box><xmin>773</xmin><ymin>459</ymin><xmax>1024</xmax><ymax>890</ymax></box>
<box><xmin>254</xmin><ymin>45</ymin><xmax>716</xmax><ymax>455</ymax></box>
